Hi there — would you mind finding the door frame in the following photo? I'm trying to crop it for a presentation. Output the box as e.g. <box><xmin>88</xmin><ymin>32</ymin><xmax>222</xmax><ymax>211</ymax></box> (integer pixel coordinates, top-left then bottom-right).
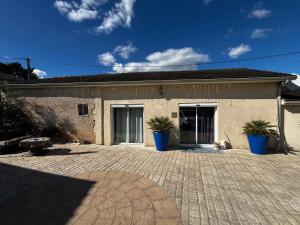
<box><xmin>111</xmin><ymin>104</ymin><xmax>144</xmax><ymax>145</ymax></box>
<box><xmin>179</xmin><ymin>103</ymin><xmax>218</xmax><ymax>147</ymax></box>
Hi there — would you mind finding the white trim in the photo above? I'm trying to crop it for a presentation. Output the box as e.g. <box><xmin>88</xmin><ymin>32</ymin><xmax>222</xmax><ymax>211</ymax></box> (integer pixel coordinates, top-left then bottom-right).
<box><xmin>281</xmin><ymin>100</ymin><xmax>300</xmax><ymax>105</ymax></box>
<box><xmin>111</xmin><ymin>104</ymin><xmax>145</xmax><ymax>145</ymax></box>
<box><xmin>126</xmin><ymin>109</ymin><xmax>130</xmax><ymax>143</ymax></box>
<box><xmin>195</xmin><ymin>108</ymin><xmax>198</xmax><ymax>144</ymax></box>
<box><xmin>179</xmin><ymin>103</ymin><xmax>218</xmax><ymax>107</ymax></box>
<box><xmin>214</xmin><ymin>106</ymin><xmax>218</xmax><ymax>143</ymax></box>
<box><xmin>111</xmin><ymin>104</ymin><xmax>144</xmax><ymax>108</ymax></box>
<box><xmin>113</xmin><ymin>143</ymin><xmax>145</xmax><ymax>146</ymax></box>
<box><xmin>179</xmin><ymin>103</ymin><xmax>218</xmax><ymax>145</ymax></box>
<box><xmin>79</xmin><ymin>115</ymin><xmax>89</xmax><ymax>117</ymax></box>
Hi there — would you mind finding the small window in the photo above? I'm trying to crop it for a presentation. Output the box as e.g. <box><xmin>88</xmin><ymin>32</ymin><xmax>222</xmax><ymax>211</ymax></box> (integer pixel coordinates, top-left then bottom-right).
<box><xmin>78</xmin><ymin>104</ymin><xmax>88</xmax><ymax>116</ymax></box>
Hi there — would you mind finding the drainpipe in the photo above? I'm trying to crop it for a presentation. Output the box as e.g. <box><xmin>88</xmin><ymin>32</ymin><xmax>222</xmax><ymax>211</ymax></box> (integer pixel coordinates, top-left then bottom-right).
<box><xmin>276</xmin><ymin>82</ymin><xmax>283</xmax><ymax>153</ymax></box>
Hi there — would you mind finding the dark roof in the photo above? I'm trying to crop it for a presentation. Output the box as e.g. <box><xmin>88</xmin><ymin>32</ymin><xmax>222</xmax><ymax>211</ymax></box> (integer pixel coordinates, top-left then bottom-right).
<box><xmin>11</xmin><ymin>68</ymin><xmax>296</xmax><ymax>84</ymax></box>
<box><xmin>282</xmin><ymin>93</ymin><xmax>300</xmax><ymax>100</ymax></box>
<box><xmin>282</xmin><ymin>82</ymin><xmax>300</xmax><ymax>100</ymax></box>
<box><xmin>0</xmin><ymin>72</ymin><xmax>19</xmax><ymax>82</ymax></box>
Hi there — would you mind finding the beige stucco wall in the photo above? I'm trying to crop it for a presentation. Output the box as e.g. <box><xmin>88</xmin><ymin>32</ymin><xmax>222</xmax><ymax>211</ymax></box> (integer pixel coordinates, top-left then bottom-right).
<box><xmin>18</xmin><ymin>87</ymin><xmax>102</xmax><ymax>143</ymax></box>
<box><xmin>102</xmin><ymin>83</ymin><xmax>278</xmax><ymax>149</ymax></box>
<box><xmin>282</xmin><ymin>105</ymin><xmax>300</xmax><ymax>151</ymax></box>
<box><xmin>16</xmin><ymin>82</ymin><xmax>279</xmax><ymax>149</ymax></box>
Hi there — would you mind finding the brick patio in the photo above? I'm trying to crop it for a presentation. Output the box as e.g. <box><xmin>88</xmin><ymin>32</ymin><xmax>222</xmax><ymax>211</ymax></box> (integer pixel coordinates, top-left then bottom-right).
<box><xmin>0</xmin><ymin>144</ymin><xmax>299</xmax><ymax>225</ymax></box>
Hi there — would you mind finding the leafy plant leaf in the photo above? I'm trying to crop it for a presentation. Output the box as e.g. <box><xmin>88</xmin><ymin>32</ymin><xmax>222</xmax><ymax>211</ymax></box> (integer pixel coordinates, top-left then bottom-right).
<box><xmin>147</xmin><ymin>116</ymin><xmax>174</xmax><ymax>132</ymax></box>
<box><xmin>242</xmin><ymin>120</ymin><xmax>277</xmax><ymax>136</ymax></box>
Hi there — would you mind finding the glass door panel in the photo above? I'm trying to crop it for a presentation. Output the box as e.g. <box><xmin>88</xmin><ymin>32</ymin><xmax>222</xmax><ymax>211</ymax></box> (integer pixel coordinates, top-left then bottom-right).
<box><xmin>129</xmin><ymin>108</ymin><xmax>143</xmax><ymax>143</ymax></box>
<box><xmin>113</xmin><ymin>108</ymin><xmax>127</xmax><ymax>143</ymax></box>
<box><xmin>197</xmin><ymin>107</ymin><xmax>215</xmax><ymax>144</ymax></box>
<box><xmin>180</xmin><ymin>107</ymin><xmax>196</xmax><ymax>144</ymax></box>
<box><xmin>114</xmin><ymin>107</ymin><xmax>144</xmax><ymax>144</ymax></box>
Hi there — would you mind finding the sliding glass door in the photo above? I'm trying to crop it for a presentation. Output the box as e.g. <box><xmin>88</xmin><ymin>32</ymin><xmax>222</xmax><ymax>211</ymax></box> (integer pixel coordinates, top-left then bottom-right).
<box><xmin>114</xmin><ymin>108</ymin><xmax>127</xmax><ymax>143</ymax></box>
<box><xmin>197</xmin><ymin>107</ymin><xmax>215</xmax><ymax>144</ymax></box>
<box><xmin>180</xmin><ymin>106</ymin><xmax>215</xmax><ymax>145</ymax></box>
<box><xmin>179</xmin><ymin>107</ymin><xmax>197</xmax><ymax>144</ymax></box>
<box><xmin>129</xmin><ymin>108</ymin><xmax>143</xmax><ymax>143</ymax></box>
<box><xmin>113</xmin><ymin>106</ymin><xmax>143</xmax><ymax>144</ymax></box>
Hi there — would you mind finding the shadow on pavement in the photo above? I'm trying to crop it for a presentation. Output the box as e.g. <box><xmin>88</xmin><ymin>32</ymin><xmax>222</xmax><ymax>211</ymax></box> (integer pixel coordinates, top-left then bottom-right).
<box><xmin>0</xmin><ymin>162</ymin><xmax>95</xmax><ymax>225</ymax></box>
<box><xmin>47</xmin><ymin>148</ymin><xmax>98</xmax><ymax>156</ymax></box>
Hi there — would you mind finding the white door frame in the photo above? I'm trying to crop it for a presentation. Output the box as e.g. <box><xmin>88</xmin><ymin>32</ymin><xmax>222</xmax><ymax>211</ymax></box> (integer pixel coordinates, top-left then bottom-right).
<box><xmin>179</xmin><ymin>103</ymin><xmax>218</xmax><ymax>146</ymax></box>
<box><xmin>111</xmin><ymin>104</ymin><xmax>144</xmax><ymax>145</ymax></box>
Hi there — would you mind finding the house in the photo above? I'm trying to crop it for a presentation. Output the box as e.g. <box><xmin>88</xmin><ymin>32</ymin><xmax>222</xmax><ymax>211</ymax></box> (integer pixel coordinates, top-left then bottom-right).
<box><xmin>281</xmin><ymin>77</ymin><xmax>300</xmax><ymax>151</ymax></box>
<box><xmin>4</xmin><ymin>68</ymin><xmax>296</xmax><ymax>150</ymax></box>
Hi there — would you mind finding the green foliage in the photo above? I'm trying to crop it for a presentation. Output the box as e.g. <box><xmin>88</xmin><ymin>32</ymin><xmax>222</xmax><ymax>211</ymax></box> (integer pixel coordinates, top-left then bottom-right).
<box><xmin>0</xmin><ymin>88</ymin><xmax>37</xmax><ymax>133</ymax></box>
<box><xmin>147</xmin><ymin>116</ymin><xmax>175</xmax><ymax>132</ymax></box>
<box><xmin>242</xmin><ymin>120</ymin><xmax>277</xmax><ymax>136</ymax></box>
<box><xmin>0</xmin><ymin>62</ymin><xmax>38</xmax><ymax>80</ymax></box>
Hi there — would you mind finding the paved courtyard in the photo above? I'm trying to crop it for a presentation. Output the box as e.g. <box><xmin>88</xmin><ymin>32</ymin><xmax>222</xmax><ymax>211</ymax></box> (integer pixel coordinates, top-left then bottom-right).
<box><xmin>0</xmin><ymin>144</ymin><xmax>299</xmax><ymax>225</ymax></box>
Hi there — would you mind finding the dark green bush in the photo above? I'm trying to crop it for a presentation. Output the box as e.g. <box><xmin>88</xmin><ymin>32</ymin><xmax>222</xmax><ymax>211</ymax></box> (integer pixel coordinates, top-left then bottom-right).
<box><xmin>0</xmin><ymin>88</ymin><xmax>37</xmax><ymax>134</ymax></box>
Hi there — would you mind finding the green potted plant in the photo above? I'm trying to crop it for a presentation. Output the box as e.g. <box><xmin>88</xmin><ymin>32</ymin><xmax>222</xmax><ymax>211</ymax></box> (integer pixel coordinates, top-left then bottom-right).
<box><xmin>242</xmin><ymin>120</ymin><xmax>277</xmax><ymax>154</ymax></box>
<box><xmin>147</xmin><ymin>116</ymin><xmax>174</xmax><ymax>151</ymax></box>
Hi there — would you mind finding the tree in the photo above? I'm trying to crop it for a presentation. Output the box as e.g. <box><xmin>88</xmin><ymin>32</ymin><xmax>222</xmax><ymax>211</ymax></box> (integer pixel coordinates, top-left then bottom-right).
<box><xmin>0</xmin><ymin>87</ymin><xmax>36</xmax><ymax>133</ymax></box>
<box><xmin>0</xmin><ymin>62</ymin><xmax>38</xmax><ymax>80</ymax></box>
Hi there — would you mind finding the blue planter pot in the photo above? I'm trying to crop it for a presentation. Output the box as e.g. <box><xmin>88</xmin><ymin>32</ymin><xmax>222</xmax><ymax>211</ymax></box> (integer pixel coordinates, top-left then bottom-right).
<box><xmin>153</xmin><ymin>131</ymin><xmax>170</xmax><ymax>151</ymax></box>
<box><xmin>247</xmin><ymin>135</ymin><xmax>269</xmax><ymax>155</ymax></box>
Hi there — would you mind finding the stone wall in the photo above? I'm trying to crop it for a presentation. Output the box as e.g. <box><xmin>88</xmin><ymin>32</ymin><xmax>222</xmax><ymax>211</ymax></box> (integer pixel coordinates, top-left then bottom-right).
<box><xmin>18</xmin><ymin>87</ymin><xmax>101</xmax><ymax>143</ymax></box>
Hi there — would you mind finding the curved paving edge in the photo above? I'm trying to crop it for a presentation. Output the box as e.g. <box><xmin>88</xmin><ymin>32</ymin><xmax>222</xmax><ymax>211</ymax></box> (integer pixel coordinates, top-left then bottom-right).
<box><xmin>72</xmin><ymin>170</ymin><xmax>183</xmax><ymax>225</ymax></box>
<box><xmin>0</xmin><ymin>170</ymin><xmax>183</xmax><ymax>225</ymax></box>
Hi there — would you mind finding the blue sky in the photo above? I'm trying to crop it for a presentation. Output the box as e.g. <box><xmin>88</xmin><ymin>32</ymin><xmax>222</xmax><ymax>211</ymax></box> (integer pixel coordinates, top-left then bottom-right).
<box><xmin>0</xmin><ymin>0</ymin><xmax>300</xmax><ymax>77</ymax></box>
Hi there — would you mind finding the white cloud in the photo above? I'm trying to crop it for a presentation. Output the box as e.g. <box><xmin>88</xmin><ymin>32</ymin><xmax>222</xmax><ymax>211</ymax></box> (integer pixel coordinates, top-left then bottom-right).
<box><xmin>33</xmin><ymin>69</ymin><xmax>47</xmax><ymax>78</ymax></box>
<box><xmin>54</xmin><ymin>1</ymin><xmax>73</xmax><ymax>14</ymax></box>
<box><xmin>98</xmin><ymin>42</ymin><xmax>136</xmax><ymax>66</ymax></box>
<box><xmin>248</xmin><ymin>8</ymin><xmax>272</xmax><ymax>19</ymax></box>
<box><xmin>114</xmin><ymin>42</ymin><xmax>137</xmax><ymax>59</ymax></box>
<box><xmin>98</xmin><ymin>52</ymin><xmax>116</xmax><ymax>65</ymax></box>
<box><xmin>54</xmin><ymin>0</ymin><xmax>136</xmax><ymax>33</ymax></box>
<box><xmin>54</xmin><ymin>0</ymin><xmax>107</xmax><ymax>22</ymax></box>
<box><xmin>202</xmin><ymin>0</ymin><xmax>213</xmax><ymax>5</ymax></box>
<box><xmin>291</xmin><ymin>73</ymin><xmax>300</xmax><ymax>87</ymax></box>
<box><xmin>112</xmin><ymin>47</ymin><xmax>210</xmax><ymax>73</ymax></box>
<box><xmin>228</xmin><ymin>44</ymin><xmax>252</xmax><ymax>59</ymax></box>
<box><xmin>67</xmin><ymin>8</ymin><xmax>98</xmax><ymax>22</ymax></box>
<box><xmin>250</xmin><ymin>28</ymin><xmax>272</xmax><ymax>39</ymax></box>
<box><xmin>95</xmin><ymin>0</ymin><xmax>136</xmax><ymax>33</ymax></box>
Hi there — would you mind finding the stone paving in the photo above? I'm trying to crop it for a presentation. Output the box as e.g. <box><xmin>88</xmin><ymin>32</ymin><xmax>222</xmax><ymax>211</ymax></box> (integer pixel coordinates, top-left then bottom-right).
<box><xmin>0</xmin><ymin>144</ymin><xmax>300</xmax><ymax>225</ymax></box>
<box><xmin>1</xmin><ymin>170</ymin><xmax>182</xmax><ymax>225</ymax></box>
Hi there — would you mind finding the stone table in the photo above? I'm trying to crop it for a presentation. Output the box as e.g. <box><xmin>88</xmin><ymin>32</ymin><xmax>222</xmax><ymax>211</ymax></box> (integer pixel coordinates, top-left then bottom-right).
<box><xmin>19</xmin><ymin>137</ymin><xmax>52</xmax><ymax>156</ymax></box>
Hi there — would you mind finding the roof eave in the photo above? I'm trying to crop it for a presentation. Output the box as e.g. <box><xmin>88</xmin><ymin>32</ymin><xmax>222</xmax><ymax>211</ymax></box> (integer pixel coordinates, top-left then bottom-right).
<box><xmin>2</xmin><ymin>76</ymin><xmax>293</xmax><ymax>89</ymax></box>
<box><xmin>281</xmin><ymin>99</ymin><xmax>300</xmax><ymax>105</ymax></box>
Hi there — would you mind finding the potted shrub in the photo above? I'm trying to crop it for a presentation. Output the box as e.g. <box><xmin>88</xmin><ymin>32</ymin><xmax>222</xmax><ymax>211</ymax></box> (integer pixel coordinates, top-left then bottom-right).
<box><xmin>242</xmin><ymin>120</ymin><xmax>277</xmax><ymax>155</ymax></box>
<box><xmin>147</xmin><ymin>116</ymin><xmax>174</xmax><ymax>151</ymax></box>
